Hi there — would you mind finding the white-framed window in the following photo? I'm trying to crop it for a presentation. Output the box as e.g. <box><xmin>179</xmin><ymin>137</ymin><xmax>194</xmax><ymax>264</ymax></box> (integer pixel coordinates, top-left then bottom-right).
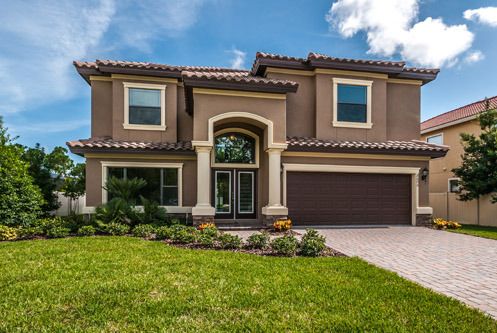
<box><xmin>448</xmin><ymin>178</ymin><xmax>461</xmax><ymax>193</ymax></box>
<box><xmin>123</xmin><ymin>82</ymin><xmax>166</xmax><ymax>130</ymax></box>
<box><xmin>101</xmin><ymin>162</ymin><xmax>182</xmax><ymax>206</ymax></box>
<box><xmin>332</xmin><ymin>77</ymin><xmax>373</xmax><ymax>129</ymax></box>
<box><xmin>426</xmin><ymin>133</ymin><xmax>443</xmax><ymax>145</ymax></box>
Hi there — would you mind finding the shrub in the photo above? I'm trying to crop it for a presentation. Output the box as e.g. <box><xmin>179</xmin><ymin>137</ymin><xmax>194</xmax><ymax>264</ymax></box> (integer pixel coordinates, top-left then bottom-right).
<box><xmin>246</xmin><ymin>232</ymin><xmax>270</xmax><ymax>250</ymax></box>
<box><xmin>155</xmin><ymin>226</ymin><xmax>174</xmax><ymax>240</ymax></box>
<box><xmin>201</xmin><ymin>226</ymin><xmax>219</xmax><ymax>238</ymax></box>
<box><xmin>16</xmin><ymin>226</ymin><xmax>43</xmax><ymax>240</ymax></box>
<box><xmin>105</xmin><ymin>222</ymin><xmax>130</xmax><ymax>236</ymax></box>
<box><xmin>45</xmin><ymin>226</ymin><xmax>70</xmax><ymax>238</ymax></box>
<box><xmin>171</xmin><ymin>226</ymin><xmax>198</xmax><ymax>244</ymax></box>
<box><xmin>132</xmin><ymin>224</ymin><xmax>156</xmax><ymax>238</ymax></box>
<box><xmin>271</xmin><ymin>234</ymin><xmax>299</xmax><ymax>256</ymax></box>
<box><xmin>77</xmin><ymin>225</ymin><xmax>96</xmax><ymax>236</ymax></box>
<box><xmin>0</xmin><ymin>225</ymin><xmax>18</xmax><ymax>241</ymax></box>
<box><xmin>95</xmin><ymin>198</ymin><xmax>134</xmax><ymax>226</ymax></box>
<box><xmin>299</xmin><ymin>229</ymin><xmax>326</xmax><ymax>257</ymax></box>
<box><xmin>218</xmin><ymin>233</ymin><xmax>242</xmax><ymax>249</ymax></box>
<box><xmin>273</xmin><ymin>218</ymin><xmax>292</xmax><ymax>232</ymax></box>
<box><xmin>197</xmin><ymin>233</ymin><xmax>215</xmax><ymax>247</ymax></box>
<box><xmin>63</xmin><ymin>214</ymin><xmax>88</xmax><ymax>233</ymax></box>
<box><xmin>134</xmin><ymin>196</ymin><xmax>168</xmax><ymax>227</ymax></box>
<box><xmin>169</xmin><ymin>217</ymin><xmax>181</xmax><ymax>225</ymax></box>
<box><xmin>0</xmin><ymin>119</ymin><xmax>43</xmax><ymax>227</ymax></box>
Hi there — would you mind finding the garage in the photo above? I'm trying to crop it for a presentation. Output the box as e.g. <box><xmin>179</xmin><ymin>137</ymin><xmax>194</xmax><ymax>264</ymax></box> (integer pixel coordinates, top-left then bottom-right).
<box><xmin>286</xmin><ymin>172</ymin><xmax>412</xmax><ymax>225</ymax></box>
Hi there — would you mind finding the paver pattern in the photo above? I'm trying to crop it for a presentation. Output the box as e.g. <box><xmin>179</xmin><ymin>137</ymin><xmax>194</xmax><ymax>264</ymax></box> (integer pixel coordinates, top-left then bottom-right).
<box><xmin>316</xmin><ymin>226</ymin><xmax>497</xmax><ymax>319</ymax></box>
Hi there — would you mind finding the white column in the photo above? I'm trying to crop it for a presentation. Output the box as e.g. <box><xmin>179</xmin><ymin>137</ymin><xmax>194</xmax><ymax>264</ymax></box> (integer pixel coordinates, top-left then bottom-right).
<box><xmin>192</xmin><ymin>146</ymin><xmax>215</xmax><ymax>216</ymax></box>
<box><xmin>262</xmin><ymin>148</ymin><xmax>288</xmax><ymax>216</ymax></box>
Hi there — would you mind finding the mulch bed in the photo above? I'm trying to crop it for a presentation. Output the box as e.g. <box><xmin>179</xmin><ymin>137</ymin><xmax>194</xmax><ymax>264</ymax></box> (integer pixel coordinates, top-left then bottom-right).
<box><xmin>163</xmin><ymin>240</ymin><xmax>345</xmax><ymax>257</ymax></box>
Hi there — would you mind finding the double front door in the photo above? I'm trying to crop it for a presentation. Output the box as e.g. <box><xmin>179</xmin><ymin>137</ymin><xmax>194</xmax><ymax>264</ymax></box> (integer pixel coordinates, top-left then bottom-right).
<box><xmin>212</xmin><ymin>169</ymin><xmax>256</xmax><ymax>219</ymax></box>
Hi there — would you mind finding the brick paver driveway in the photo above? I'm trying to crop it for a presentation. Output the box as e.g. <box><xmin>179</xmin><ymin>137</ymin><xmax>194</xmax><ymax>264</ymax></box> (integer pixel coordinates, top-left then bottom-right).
<box><xmin>315</xmin><ymin>226</ymin><xmax>497</xmax><ymax>319</ymax></box>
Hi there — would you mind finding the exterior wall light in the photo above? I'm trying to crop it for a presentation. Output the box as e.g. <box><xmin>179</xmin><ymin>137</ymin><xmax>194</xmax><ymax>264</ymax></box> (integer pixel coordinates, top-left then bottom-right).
<box><xmin>421</xmin><ymin>167</ymin><xmax>429</xmax><ymax>182</ymax></box>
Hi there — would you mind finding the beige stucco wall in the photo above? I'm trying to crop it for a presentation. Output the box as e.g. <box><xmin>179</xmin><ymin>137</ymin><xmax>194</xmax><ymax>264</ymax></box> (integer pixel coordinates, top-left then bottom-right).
<box><xmin>387</xmin><ymin>83</ymin><xmax>420</xmax><ymax>140</ymax></box>
<box><xmin>421</xmin><ymin>120</ymin><xmax>480</xmax><ymax>193</ymax></box>
<box><xmin>91</xmin><ymin>80</ymin><xmax>113</xmax><ymax>138</ymax></box>
<box><xmin>191</xmin><ymin>93</ymin><xmax>287</xmax><ymax>145</ymax></box>
<box><xmin>265</xmin><ymin>72</ymin><xmax>316</xmax><ymax>138</ymax></box>
<box><xmin>85</xmin><ymin>155</ymin><xmax>197</xmax><ymax>207</ymax></box>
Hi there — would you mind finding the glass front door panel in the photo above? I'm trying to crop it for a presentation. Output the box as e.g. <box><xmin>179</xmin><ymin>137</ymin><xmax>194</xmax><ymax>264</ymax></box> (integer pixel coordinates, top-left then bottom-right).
<box><xmin>215</xmin><ymin>171</ymin><xmax>231</xmax><ymax>214</ymax></box>
<box><xmin>238</xmin><ymin>172</ymin><xmax>254</xmax><ymax>214</ymax></box>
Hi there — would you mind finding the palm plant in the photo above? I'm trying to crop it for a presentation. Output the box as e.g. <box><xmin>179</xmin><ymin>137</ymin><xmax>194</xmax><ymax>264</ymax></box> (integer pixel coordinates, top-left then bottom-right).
<box><xmin>104</xmin><ymin>176</ymin><xmax>146</xmax><ymax>205</ymax></box>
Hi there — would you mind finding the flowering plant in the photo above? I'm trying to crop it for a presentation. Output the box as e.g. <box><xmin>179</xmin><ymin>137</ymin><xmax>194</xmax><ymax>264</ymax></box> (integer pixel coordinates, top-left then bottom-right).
<box><xmin>198</xmin><ymin>223</ymin><xmax>216</xmax><ymax>231</ymax></box>
<box><xmin>432</xmin><ymin>218</ymin><xmax>461</xmax><ymax>230</ymax></box>
<box><xmin>273</xmin><ymin>218</ymin><xmax>292</xmax><ymax>232</ymax></box>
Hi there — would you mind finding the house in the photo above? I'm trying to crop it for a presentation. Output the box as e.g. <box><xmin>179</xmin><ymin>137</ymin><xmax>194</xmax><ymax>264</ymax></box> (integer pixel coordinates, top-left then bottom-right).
<box><xmin>421</xmin><ymin>96</ymin><xmax>497</xmax><ymax>226</ymax></box>
<box><xmin>67</xmin><ymin>52</ymin><xmax>447</xmax><ymax>227</ymax></box>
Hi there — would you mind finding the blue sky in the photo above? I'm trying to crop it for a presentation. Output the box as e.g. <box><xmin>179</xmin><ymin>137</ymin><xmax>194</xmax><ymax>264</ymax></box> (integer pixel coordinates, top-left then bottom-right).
<box><xmin>1</xmin><ymin>0</ymin><xmax>496</xmax><ymax>159</ymax></box>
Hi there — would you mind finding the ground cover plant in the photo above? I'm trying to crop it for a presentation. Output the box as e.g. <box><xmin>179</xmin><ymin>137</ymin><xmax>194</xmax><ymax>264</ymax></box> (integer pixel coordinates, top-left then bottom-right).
<box><xmin>0</xmin><ymin>237</ymin><xmax>495</xmax><ymax>332</ymax></box>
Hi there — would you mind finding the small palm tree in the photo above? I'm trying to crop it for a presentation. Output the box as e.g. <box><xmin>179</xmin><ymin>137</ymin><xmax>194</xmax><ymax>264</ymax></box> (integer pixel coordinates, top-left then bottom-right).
<box><xmin>104</xmin><ymin>177</ymin><xmax>147</xmax><ymax>205</ymax></box>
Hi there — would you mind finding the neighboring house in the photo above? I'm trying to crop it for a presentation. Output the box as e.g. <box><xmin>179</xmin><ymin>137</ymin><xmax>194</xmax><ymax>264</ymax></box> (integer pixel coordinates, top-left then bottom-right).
<box><xmin>421</xmin><ymin>96</ymin><xmax>497</xmax><ymax>226</ymax></box>
<box><xmin>67</xmin><ymin>52</ymin><xmax>447</xmax><ymax>227</ymax></box>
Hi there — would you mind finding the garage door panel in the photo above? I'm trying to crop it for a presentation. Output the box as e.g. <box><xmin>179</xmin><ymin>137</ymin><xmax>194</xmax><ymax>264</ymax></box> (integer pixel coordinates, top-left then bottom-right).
<box><xmin>287</xmin><ymin>172</ymin><xmax>411</xmax><ymax>225</ymax></box>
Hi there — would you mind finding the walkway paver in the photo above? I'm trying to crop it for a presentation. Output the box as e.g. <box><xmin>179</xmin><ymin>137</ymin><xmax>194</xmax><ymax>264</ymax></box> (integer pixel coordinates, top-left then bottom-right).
<box><xmin>316</xmin><ymin>226</ymin><xmax>497</xmax><ymax>319</ymax></box>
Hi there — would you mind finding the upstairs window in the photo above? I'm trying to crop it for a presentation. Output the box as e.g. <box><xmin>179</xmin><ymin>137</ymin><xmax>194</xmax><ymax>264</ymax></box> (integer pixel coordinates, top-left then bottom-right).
<box><xmin>215</xmin><ymin>133</ymin><xmax>256</xmax><ymax>164</ymax></box>
<box><xmin>427</xmin><ymin>133</ymin><xmax>443</xmax><ymax>145</ymax></box>
<box><xmin>123</xmin><ymin>82</ymin><xmax>166</xmax><ymax>130</ymax></box>
<box><xmin>333</xmin><ymin>78</ymin><xmax>372</xmax><ymax>129</ymax></box>
<box><xmin>448</xmin><ymin>178</ymin><xmax>461</xmax><ymax>193</ymax></box>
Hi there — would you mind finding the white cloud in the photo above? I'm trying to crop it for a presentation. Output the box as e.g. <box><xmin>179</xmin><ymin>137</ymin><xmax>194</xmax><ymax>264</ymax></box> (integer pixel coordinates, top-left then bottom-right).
<box><xmin>464</xmin><ymin>7</ymin><xmax>497</xmax><ymax>27</ymax></box>
<box><xmin>464</xmin><ymin>50</ymin><xmax>485</xmax><ymax>64</ymax></box>
<box><xmin>327</xmin><ymin>0</ymin><xmax>475</xmax><ymax>68</ymax></box>
<box><xmin>0</xmin><ymin>0</ymin><xmax>115</xmax><ymax>114</ymax></box>
<box><xmin>228</xmin><ymin>49</ymin><xmax>247</xmax><ymax>69</ymax></box>
<box><xmin>0</xmin><ymin>0</ymin><xmax>209</xmax><ymax>114</ymax></box>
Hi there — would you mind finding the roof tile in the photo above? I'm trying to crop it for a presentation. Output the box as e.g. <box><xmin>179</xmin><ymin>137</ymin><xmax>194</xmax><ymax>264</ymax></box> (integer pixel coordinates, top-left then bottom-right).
<box><xmin>421</xmin><ymin>96</ymin><xmax>497</xmax><ymax>132</ymax></box>
<box><xmin>286</xmin><ymin>137</ymin><xmax>448</xmax><ymax>156</ymax></box>
<box><xmin>181</xmin><ymin>70</ymin><xmax>298</xmax><ymax>87</ymax></box>
<box><xmin>67</xmin><ymin>138</ymin><xmax>193</xmax><ymax>155</ymax></box>
<box><xmin>307</xmin><ymin>52</ymin><xmax>405</xmax><ymax>67</ymax></box>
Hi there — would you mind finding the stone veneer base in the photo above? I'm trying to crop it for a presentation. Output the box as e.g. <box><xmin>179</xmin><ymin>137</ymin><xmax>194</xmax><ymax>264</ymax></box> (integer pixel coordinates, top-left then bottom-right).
<box><xmin>416</xmin><ymin>214</ymin><xmax>433</xmax><ymax>227</ymax></box>
<box><xmin>192</xmin><ymin>215</ymin><xmax>215</xmax><ymax>226</ymax></box>
<box><xmin>262</xmin><ymin>215</ymin><xmax>288</xmax><ymax>228</ymax></box>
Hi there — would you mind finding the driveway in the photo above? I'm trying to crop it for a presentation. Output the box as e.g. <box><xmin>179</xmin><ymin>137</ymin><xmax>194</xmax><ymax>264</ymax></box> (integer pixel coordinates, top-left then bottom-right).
<box><xmin>315</xmin><ymin>226</ymin><xmax>497</xmax><ymax>319</ymax></box>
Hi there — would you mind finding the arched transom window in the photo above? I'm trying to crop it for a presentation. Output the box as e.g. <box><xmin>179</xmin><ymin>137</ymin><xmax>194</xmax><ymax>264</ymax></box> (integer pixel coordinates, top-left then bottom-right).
<box><xmin>214</xmin><ymin>132</ymin><xmax>257</xmax><ymax>165</ymax></box>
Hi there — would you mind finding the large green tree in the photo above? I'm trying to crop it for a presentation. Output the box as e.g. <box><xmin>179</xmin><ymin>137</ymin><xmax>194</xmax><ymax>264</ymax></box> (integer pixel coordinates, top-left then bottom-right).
<box><xmin>20</xmin><ymin>144</ymin><xmax>74</xmax><ymax>213</ymax></box>
<box><xmin>0</xmin><ymin>117</ymin><xmax>43</xmax><ymax>226</ymax></box>
<box><xmin>453</xmin><ymin>99</ymin><xmax>497</xmax><ymax>203</ymax></box>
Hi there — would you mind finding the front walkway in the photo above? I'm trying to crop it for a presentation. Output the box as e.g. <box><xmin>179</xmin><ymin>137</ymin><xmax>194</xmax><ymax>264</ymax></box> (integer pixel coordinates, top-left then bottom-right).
<box><xmin>315</xmin><ymin>226</ymin><xmax>497</xmax><ymax>319</ymax></box>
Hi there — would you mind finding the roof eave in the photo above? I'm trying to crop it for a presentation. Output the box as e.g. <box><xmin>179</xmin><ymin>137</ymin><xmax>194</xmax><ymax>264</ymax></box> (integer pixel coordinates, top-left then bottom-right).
<box><xmin>183</xmin><ymin>78</ymin><xmax>298</xmax><ymax>94</ymax></box>
<box><xmin>308</xmin><ymin>59</ymin><xmax>404</xmax><ymax>74</ymax></box>
<box><xmin>96</xmin><ymin>65</ymin><xmax>182</xmax><ymax>79</ymax></box>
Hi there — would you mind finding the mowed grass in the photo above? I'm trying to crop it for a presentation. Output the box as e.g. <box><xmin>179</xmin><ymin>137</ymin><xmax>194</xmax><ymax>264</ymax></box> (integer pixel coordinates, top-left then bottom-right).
<box><xmin>0</xmin><ymin>237</ymin><xmax>495</xmax><ymax>332</ymax></box>
<box><xmin>449</xmin><ymin>224</ymin><xmax>497</xmax><ymax>241</ymax></box>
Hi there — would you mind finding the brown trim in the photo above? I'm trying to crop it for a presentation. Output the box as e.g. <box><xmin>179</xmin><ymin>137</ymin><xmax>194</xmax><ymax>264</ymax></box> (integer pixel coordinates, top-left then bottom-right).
<box><xmin>182</xmin><ymin>78</ymin><xmax>298</xmax><ymax>94</ymax></box>
<box><xmin>97</xmin><ymin>65</ymin><xmax>182</xmax><ymax>79</ymax></box>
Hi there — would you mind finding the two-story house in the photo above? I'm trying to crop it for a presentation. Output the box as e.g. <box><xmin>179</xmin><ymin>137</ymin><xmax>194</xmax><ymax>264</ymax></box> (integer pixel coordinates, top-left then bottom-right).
<box><xmin>421</xmin><ymin>96</ymin><xmax>497</xmax><ymax>226</ymax></box>
<box><xmin>68</xmin><ymin>52</ymin><xmax>447</xmax><ymax>227</ymax></box>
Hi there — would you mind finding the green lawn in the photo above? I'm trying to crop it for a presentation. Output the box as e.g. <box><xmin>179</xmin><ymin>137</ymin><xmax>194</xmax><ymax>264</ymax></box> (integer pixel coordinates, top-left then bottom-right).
<box><xmin>449</xmin><ymin>224</ymin><xmax>497</xmax><ymax>240</ymax></box>
<box><xmin>0</xmin><ymin>237</ymin><xmax>495</xmax><ymax>332</ymax></box>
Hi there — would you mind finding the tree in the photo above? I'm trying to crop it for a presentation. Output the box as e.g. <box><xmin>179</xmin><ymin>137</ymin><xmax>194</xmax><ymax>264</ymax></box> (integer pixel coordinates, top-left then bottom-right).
<box><xmin>452</xmin><ymin>99</ymin><xmax>497</xmax><ymax>203</ymax></box>
<box><xmin>20</xmin><ymin>144</ymin><xmax>75</xmax><ymax>213</ymax></box>
<box><xmin>61</xmin><ymin>163</ymin><xmax>86</xmax><ymax>214</ymax></box>
<box><xmin>0</xmin><ymin>117</ymin><xmax>43</xmax><ymax>226</ymax></box>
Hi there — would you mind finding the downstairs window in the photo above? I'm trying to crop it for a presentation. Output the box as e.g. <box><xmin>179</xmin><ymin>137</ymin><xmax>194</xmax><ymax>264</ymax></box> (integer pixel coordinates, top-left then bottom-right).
<box><xmin>107</xmin><ymin>167</ymin><xmax>178</xmax><ymax>206</ymax></box>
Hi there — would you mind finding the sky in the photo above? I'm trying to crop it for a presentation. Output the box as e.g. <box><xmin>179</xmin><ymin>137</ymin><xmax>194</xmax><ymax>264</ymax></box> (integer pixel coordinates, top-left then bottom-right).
<box><xmin>1</xmin><ymin>0</ymin><xmax>497</xmax><ymax>158</ymax></box>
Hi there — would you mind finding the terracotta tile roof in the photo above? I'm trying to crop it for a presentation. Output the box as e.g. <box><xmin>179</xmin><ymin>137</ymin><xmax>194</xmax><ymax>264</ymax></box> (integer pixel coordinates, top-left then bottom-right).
<box><xmin>255</xmin><ymin>52</ymin><xmax>306</xmax><ymax>62</ymax></box>
<box><xmin>67</xmin><ymin>138</ymin><xmax>193</xmax><ymax>155</ymax></box>
<box><xmin>307</xmin><ymin>52</ymin><xmax>406</xmax><ymax>68</ymax></box>
<box><xmin>286</xmin><ymin>137</ymin><xmax>448</xmax><ymax>157</ymax></box>
<box><xmin>403</xmin><ymin>67</ymin><xmax>440</xmax><ymax>75</ymax></box>
<box><xmin>421</xmin><ymin>96</ymin><xmax>497</xmax><ymax>132</ymax></box>
<box><xmin>73</xmin><ymin>59</ymin><xmax>247</xmax><ymax>73</ymax></box>
<box><xmin>181</xmin><ymin>70</ymin><xmax>298</xmax><ymax>87</ymax></box>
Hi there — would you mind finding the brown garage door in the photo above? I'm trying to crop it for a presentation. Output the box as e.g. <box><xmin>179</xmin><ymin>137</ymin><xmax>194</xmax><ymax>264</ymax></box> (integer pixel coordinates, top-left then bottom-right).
<box><xmin>287</xmin><ymin>172</ymin><xmax>411</xmax><ymax>225</ymax></box>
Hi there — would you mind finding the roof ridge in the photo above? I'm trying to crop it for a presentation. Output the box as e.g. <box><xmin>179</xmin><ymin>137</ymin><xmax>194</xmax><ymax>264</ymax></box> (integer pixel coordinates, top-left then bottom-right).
<box><xmin>422</xmin><ymin>95</ymin><xmax>497</xmax><ymax>124</ymax></box>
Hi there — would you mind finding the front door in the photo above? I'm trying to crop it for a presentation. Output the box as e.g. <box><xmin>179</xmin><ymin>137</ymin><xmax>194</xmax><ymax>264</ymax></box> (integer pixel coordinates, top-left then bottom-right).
<box><xmin>213</xmin><ymin>169</ymin><xmax>256</xmax><ymax>219</ymax></box>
